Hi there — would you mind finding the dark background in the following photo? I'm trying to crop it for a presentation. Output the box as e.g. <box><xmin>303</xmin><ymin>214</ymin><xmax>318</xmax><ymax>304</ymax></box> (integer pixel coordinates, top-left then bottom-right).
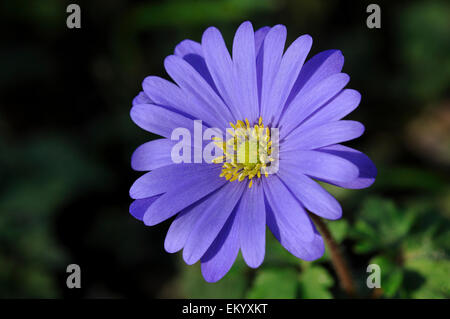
<box><xmin>0</xmin><ymin>0</ymin><xmax>448</xmax><ymax>298</ymax></box>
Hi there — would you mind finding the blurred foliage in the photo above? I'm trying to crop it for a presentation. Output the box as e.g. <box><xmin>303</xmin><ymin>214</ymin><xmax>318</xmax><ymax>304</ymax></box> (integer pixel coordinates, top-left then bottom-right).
<box><xmin>395</xmin><ymin>0</ymin><xmax>450</xmax><ymax>101</ymax></box>
<box><xmin>174</xmin><ymin>197</ymin><xmax>449</xmax><ymax>299</ymax></box>
<box><xmin>0</xmin><ymin>135</ymin><xmax>109</xmax><ymax>297</ymax></box>
<box><xmin>356</xmin><ymin>197</ymin><xmax>450</xmax><ymax>298</ymax></box>
<box><xmin>131</xmin><ymin>0</ymin><xmax>274</xmax><ymax>28</ymax></box>
<box><xmin>247</xmin><ymin>268</ymin><xmax>298</xmax><ymax>298</ymax></box>
<box><xmin>298</xmin><ymin>265</ymin><xmax>334</xmax><ymax>299</ymax></box>
<box><xmin>0</xmin><ymin>0</ymin><xmax>449</xmax><ymax>298</ymax></box>
<box><xmin>178</xmin><ymin>257</ymin><xmax>249</xmax><ymax>299</ymax></box>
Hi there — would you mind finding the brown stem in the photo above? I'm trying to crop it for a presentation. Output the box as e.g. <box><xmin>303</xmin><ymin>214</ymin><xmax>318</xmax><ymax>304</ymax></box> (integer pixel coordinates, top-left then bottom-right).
<box><xmin>309</xmin><ymin>213</ymin><xmax>357</xmax><ymax>298</ymax></box>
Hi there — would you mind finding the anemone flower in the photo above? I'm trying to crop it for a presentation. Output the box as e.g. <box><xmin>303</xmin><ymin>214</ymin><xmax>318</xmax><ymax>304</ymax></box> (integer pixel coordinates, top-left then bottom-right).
<box><xmin>129</xmin><ymin>21</ymin><xmax>376</xmax><ymax>282</ymax></box>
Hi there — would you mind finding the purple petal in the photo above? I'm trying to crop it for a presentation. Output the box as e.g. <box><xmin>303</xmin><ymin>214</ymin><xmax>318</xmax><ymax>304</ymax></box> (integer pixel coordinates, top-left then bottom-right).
<box><xmin>265</xmin><ymin>34</ymin><xmax>313</xmax><ymax>124</ymax></box>
<box><xmin>130</xmin><ymin>103</ymin><xmax>197</xmax><ymax>138</ymax></box>
<box><xmin>282</xmin><ymin>120</ymin><xmax>365</xmax><ymax>152</ymax></box>
<box><xmin>174</xmin><ymin>39</ymin><xmax>218</xmax><ymax>93</ymax></box>
<box><xmin>129</xmin><ymin>164</ymin><xmax>217</xmax><ymax>199</ymax></box>
<box><xmin>164</xmin><ymin>194</ymin><xmax>213</xmax><ymax>253</ymax></box>
<box><xmin>143</xmin><ymin>166</ymin><xmax>226</xmax><ymax>226</ymax></box>
<box><xmin>259</xmin><ymin>25</ymin><xmax>287</xmax><ymax>123</ymax></box>
<box><xmin>316</xmin><ymin>144</ymin><xmax>377</xmax><ymax>189</ymax></box>
<box><xmin>279</xmin><ymin>73</ymin><xmax>350</xmax><ymax>135</ymax></box>
<box><xmin>277</xmin><ymin>164</ymin><xmax>342</xmax><ymax>220</ymax></box>
<box><xmin>237</xmin><ymin>183</ymin><xmax>265</xmax><ymax>268</ymax></box>
<box><xmin>142</xmin><ymin>76</ymin><xmax>197</xmax><ymax>119</ymax></box>
<box><xmin>174</xmin><ymin>39</ymin><xmax>201</xmax><ymax>56</ymax></box>
<box><xmin>183</xmin><ymin>182</ymin><xmax>245</xmax><ymax>265</ymax></box>
<box><xmin>132</xmin><ymin>91</ymin><xmax>152</xmax><ymax>105</ymax></box>
<box><xmin>201</xmin><ymin>210</ymin><xmax>240</xmax><ymax>283</ymax></box>
<box><xmin>286</xmin><ymin>49</ymin><xmax>344</xmax><ymax>107</ymax></box>
<box><xmin>232</xmin><ymin>21</ymin><xmax>259</xmax><ymax>122</ymax></box>
<box><xmin>254</xmin><ymin>26</ymin><xmax>271</xmax><ymax>55</ymax></box>
<box><xmin>280</xmin><ymin>150</ymin><xmax>359</xmax><ymax>183</ymax></box>
<box><xmin>299</xmin><ymin>89</ymin><xmax>361</xmax><ymax>132</ymax></box>
<box><xmin>266</xmin><ymin>200</ymin><xmax>325</xmax><ymax>261</ymax></box>
<box><xmin>164</xmin><ymin>55</ymin><xmax>233</xmax><ymax>128</ymax></box>
<box><xmin>131</xmin><ymin>138</ymin><xmax>177</xmax><ymax>171</ymax></box>
<box><xmin>129</xmin><ymin>195</ymin><xmax>160</xmax><ymax>221</ymax></box>
<box><xmin>262</xmin><ymin>176</ymin><xmax>315</xmax><ymax>242</ymax></box>
<box><xmin>201</xmin><ymin>26</ymin><xmax>242</xmax><ymax>120</ymax></box>
<box><xmin>255</xmin><ymin>26</ymin><xmax>271</xmax><ymax>104</ymax></box>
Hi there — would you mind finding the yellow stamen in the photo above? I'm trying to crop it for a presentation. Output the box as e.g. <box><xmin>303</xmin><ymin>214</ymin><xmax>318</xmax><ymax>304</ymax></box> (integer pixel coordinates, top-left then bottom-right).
<box><xmin>212</xmin><ymin>118</ymin><xmax>274</xmax><ymax>187</ymax></box>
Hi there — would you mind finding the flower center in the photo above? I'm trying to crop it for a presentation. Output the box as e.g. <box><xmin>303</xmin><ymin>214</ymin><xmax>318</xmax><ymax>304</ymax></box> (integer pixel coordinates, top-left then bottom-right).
<box><xmin>212</xmin><ymin>117</ymin><xmax>274</xmax><ymax>188</ymax></box>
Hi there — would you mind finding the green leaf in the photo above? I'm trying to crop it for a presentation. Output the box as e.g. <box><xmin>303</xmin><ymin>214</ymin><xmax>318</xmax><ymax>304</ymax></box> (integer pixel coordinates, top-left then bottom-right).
<box><xmin>353</xmin><ymin>197</ymin><xmax>450</xmax><ymax>298</ymax></box>
<box><xmin>369</xmin><ymin>255</ymin><xmax>403</xmax><ymax>297</ymax></box>
<box><xmin>328</xmin><ymin>219</ymin><xmax>349</xmax><ymax>244</ymax></box>
<box><xmin>298</xmin><ymin>265</ymin><xmax>334</xmax><ymax>299</ymax></box>
<box><xmin>263</xmin><ymin>231</ymin><xmax>300</xmax><ymax>267</ymax></box>
<box><xmin>247</xmin><ymin>268</ymin><xmax>298</xmax><ymax>299</ymax></box>
<box><xmin>179</xmin><ymin>255</ymin><xmax>248</xmax><ymax>299</ymax></box>
<box><xmin>351</xmin><ymin>197</ymin><xmax>415</xmax><ymax>254</ymax></box>
<box><xmin>404</xmin><ymin>257</ymin><xmax>450</xmax><ymax>298</ymax></box>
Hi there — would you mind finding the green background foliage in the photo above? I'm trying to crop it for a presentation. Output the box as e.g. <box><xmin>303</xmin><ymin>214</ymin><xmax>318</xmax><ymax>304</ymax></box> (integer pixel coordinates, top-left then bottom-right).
<box><xmin>0</xmin><ymin>0</ymin><xmax>448</xmax><ymax>298</ymax></box>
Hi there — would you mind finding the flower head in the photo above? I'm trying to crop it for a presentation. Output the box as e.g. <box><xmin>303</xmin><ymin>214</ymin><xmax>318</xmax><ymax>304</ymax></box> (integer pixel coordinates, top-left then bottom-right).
<box><xmin>129</xmin><ymin>21</ymin><xmax>377</xmax><ymax>282</ymax></box>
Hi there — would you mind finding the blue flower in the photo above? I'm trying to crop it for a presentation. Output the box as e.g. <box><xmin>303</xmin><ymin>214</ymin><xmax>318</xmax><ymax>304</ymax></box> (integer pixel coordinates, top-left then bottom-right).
<box><xmin>129</xmin><ymin>21</ymin><xmax>377</xmax><ymax>282</ymax></box>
